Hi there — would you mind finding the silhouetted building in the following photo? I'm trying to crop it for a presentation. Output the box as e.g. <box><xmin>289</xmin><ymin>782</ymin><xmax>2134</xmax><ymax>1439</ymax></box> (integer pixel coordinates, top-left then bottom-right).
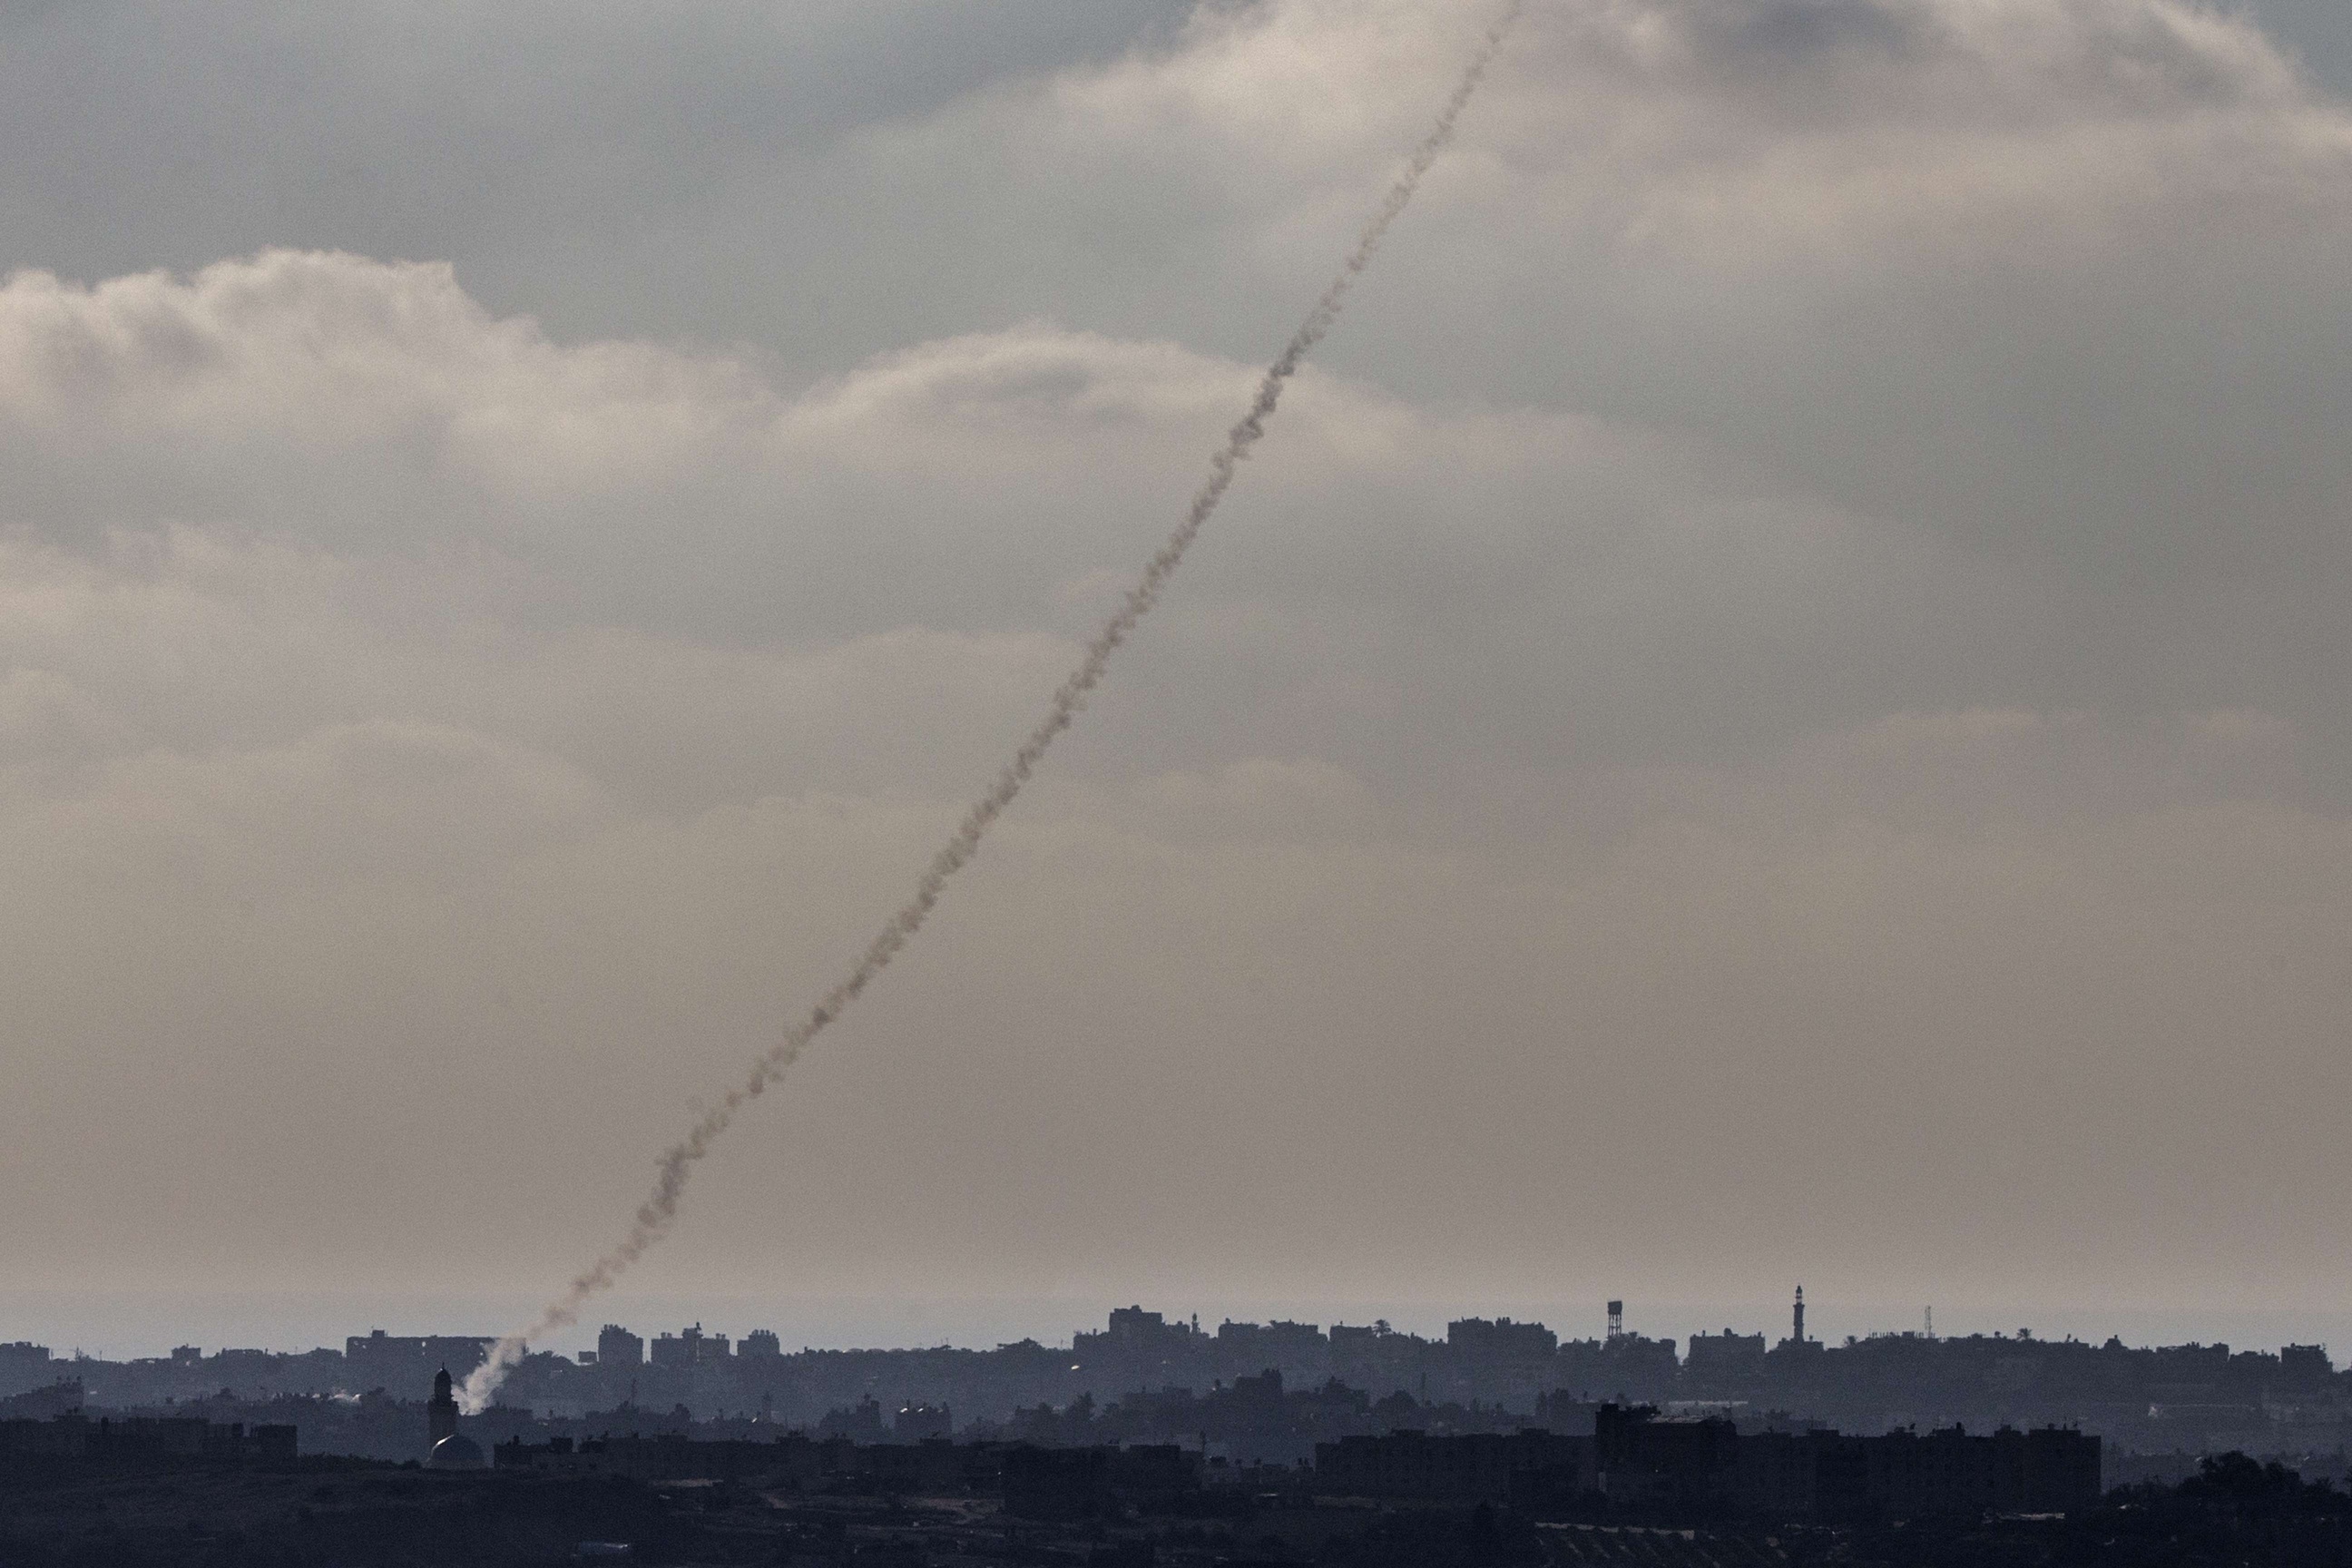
<box><xmin>1101</xmin><ymin>1306</ymin><xmax>1171</xmax><ymax>1346</ymax></box>
<box><xmin>344</xmin><ymin>1330</ymin><xmax>495</xmax><ymax>1394</ymax></box>
<box><xmin>818</xmin><ymin>1396</ymin><xmax>887</xmax><ymax>1441</ymax></box>
<box><xmin>855</xmin><ymin>1436</ymin><xmax>971</xmax><ymax>1494</ymax></box>
<box><xmin>0</xmin><ymin>1378</ymin><xmax>82</xmax><ymax>1419</ymax></box>
<box><xmin>650</xmin><ymin>1323</ymin><xmax>728</xmax><ymax>1367</ymax></box>
<box><xmin>1004</xmin><ymin>1445</ymin><xmax>1111</xmax><ymax>1520</ymax></box>
<box><xmin>0</xmin><ymin>1342</ymin><xmax>54</xmax><ymax>1398</ymax></box>
<box><xmin>422</xmin><ymin>1368</ymin><xmax>485</xmax><ymax>1470</ymax></box>
<box><xmin>1110</xmin><ymin>1443</ymin><xmax>1200</xmax><ymax>1501</ymax></box>
<box><xmin>596</xmin><ymin>1325</ymin><xmax>644</xmax><ymax>1368</ymax></box>
<box><xmin>1328</xmin><ymin>1318</ymin><xmax>1417</xmax><ymax>1390</ymax></box>
<box><xmin>738</xmin><ymin>1329</ymin><xmax>781</xmax><ymax>1359</ymax></box>
<box><xmin>1316</xmin><ymin>1428</ymin><xmax>1592</xmax><ymax>1505</ymax></box>
<box><xmin>0</xmin><ymin>1411</ymin><xmax>294</xmax><ymax>1462</ymax></box>
<box><xmin>1447</xmin><ymin>1318</ymin><xmax>1559</xmax><ymax>1361</ymax></box>
<box><xmin>1534</xmin><ymin>1390</ymin><xmax>1600</xmax><ymax>1434</ymax></box>
<box><xmin>1558</xmin><ymin>1328</ymin><xmax>1680</xmax><ymax>1400</ymax></box>
<box><xmin>1686</xmin><ymin>1328</ymin><xmax>1768</xmax><ymax>1378</ymax></box>
<box><xmin>427</xmin><ymin>1368</ymin><xmax>457</xmax><ymax>1453</ymax></box>
<box><xmin>1215</xmin><ymin>1318</ymin><xmax>1325</xmax><ymax>1368</ymax></box>
<box><xmin>1774</xmin><ymin>1286</ymin><xmax>1824</xmax><ymax>1361</ymax></box>
<box><xmin>1596</xmin><ymin>1402</ymin><xmax>1740</xmax><ymax>1507</ymax></box>
<box><xmin>2278</xmin><ymin>1344</ymin><xmax>2332</xmax><ymax>1384</ymax></box>
<box><xmin>1588</xmin><ymin>1403</ymin><xmax>2102</xmax><ymax>1521</ymax></box>
<box><xmin>1736</xmin><ymin>1423</ymin><xmax>2101</xmax><ymax>1520</ymax></box>
<box><xmin>895</xmin><ymin>1403</ymin><xmax>953</xmax><ymax>1441</ymax></box>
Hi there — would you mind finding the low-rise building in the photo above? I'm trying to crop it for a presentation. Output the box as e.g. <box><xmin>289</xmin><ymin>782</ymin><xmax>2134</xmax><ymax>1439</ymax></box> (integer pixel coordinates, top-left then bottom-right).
<box><xmin>1315</xmin><ymin>1428</ymin><xmax>1593</xmax><ymax>1506</ymax></box>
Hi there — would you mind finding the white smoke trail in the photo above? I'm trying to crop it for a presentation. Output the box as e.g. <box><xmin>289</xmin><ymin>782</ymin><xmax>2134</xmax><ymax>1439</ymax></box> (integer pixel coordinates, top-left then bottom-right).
<box><xmin>461</xmin><ymin>0</ymin><xmax>1524</xmax><ymax>1414</ymax></box>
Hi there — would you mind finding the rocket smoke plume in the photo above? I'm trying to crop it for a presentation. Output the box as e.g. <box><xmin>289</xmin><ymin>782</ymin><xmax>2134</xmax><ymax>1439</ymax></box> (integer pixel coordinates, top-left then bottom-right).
<box><xmin>461</xmin><ymin>0</ymin><xmax>1523</xmax><ymax>1414</ymax></box>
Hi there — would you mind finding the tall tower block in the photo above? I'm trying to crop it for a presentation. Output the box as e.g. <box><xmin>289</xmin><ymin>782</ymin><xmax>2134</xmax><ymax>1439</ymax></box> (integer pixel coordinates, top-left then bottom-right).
<box><xmin>428</xmin><ymin>1367</ymin><xmax>458</xmax><ymax>1448</ymax></box>
<box><xmin>1792</xmin><ymin>1286</ymin><xmax>1807</xmax><ymax>1345</ymax></box>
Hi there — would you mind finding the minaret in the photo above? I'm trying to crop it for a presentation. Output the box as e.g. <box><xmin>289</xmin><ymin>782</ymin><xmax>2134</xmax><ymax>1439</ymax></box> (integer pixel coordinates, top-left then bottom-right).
<box><xmin>428</xmin><ymin>1367</ymin><xmax>458</xmax><ymax>1449</ymax></box>
<box><xmin>1792</xmin><ymin>1286</ymin><xmax>1807</xmax><ymax>1346</ymax></box>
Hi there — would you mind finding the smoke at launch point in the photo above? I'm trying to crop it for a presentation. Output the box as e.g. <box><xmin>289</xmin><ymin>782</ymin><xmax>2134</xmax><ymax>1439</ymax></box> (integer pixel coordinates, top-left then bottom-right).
<box><xmin>461</xmin><ymin>0</ymin><xmax>1524</xmax><ymax>1414</ymax></box>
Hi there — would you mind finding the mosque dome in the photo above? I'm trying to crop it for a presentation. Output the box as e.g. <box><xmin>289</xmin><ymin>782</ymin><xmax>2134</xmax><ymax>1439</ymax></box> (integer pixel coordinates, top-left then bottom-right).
<box><xmin>426</xmin><ymin>1433</ymin><xmax>486</xmax><ymax>1471</ymax></box>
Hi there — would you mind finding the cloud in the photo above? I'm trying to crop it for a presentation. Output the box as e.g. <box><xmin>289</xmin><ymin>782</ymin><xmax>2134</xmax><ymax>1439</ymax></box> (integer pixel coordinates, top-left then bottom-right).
<box><xmin>2</xmin><ymin>2</ymin><xmax>2351</xmax><ymax>1316</ymax></box>
<box><xmin>778</xmin><ymin>0</ymin><xmax>2352</xmax><ymax>686</ymax></box>
<box><xmin>0</xmin><ymin>251</ymin><xmax>779</xmax><ymax>541</ymax></box>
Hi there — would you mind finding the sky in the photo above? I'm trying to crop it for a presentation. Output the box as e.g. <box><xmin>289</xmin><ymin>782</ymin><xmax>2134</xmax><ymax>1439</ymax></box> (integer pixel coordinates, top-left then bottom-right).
<box><xmin>4</xmin><ymin>0</ymin><xmax>2352</xmax><ymax>1356</ymax></box>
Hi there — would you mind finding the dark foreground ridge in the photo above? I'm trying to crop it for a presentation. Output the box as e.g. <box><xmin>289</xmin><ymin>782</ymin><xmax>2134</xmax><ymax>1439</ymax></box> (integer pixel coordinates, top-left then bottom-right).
<box><xmin>0</xmin><ymin>1425</ymin><xmax>2345</xmax><ymax>1567</ymax></box>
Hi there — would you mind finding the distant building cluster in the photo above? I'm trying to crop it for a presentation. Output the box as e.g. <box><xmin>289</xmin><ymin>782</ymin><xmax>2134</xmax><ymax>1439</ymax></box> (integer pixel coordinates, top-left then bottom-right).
<box><xmin>1</xmin><ymin>1394</ymin><xmax>2082</xmax><ymax>1525</ymax></box>
<box><xmin>0</xmin><ymin>1410</ymin><xmax>293</xmax><ymax>1461</ymax></box>
<box><xmin>0</xmin><ymin>1300</ymin><xmax>2310</xmax><ymax>1558</ymax></box>
<box><xmin>480</xmin><ymin>1401</ymin><xmax>2096</xmax><ymax>1524</ymax></box>
<box><xmin>1317</xmin><ymin>1404</ymin><xmax>2098</xmax><ymax>1520</ymax></box>
<box><xmin>344</xmin><ymin>1329</ymin><xmax>498</xmax><ymax>1387</ymax></box>
<box><xmin>1</xmin><ymin>1290</ymin><xmax>2343</xmax><ymax>1484</ymax></box>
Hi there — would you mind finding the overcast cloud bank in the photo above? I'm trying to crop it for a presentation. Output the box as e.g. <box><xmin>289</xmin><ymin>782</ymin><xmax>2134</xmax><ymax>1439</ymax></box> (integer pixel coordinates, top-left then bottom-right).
<box><xmin>2</xmin><ymin>0</ymin><xmax>2348</xmax><ymax>1322</ymax></box>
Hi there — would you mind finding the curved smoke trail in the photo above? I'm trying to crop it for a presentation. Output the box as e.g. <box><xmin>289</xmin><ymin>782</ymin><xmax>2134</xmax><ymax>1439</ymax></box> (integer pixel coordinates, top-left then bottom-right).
<box><xmin>462</xmin><ymin>0</ymin><xmax>1523</xmax><ymax>1413</ymax></box>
